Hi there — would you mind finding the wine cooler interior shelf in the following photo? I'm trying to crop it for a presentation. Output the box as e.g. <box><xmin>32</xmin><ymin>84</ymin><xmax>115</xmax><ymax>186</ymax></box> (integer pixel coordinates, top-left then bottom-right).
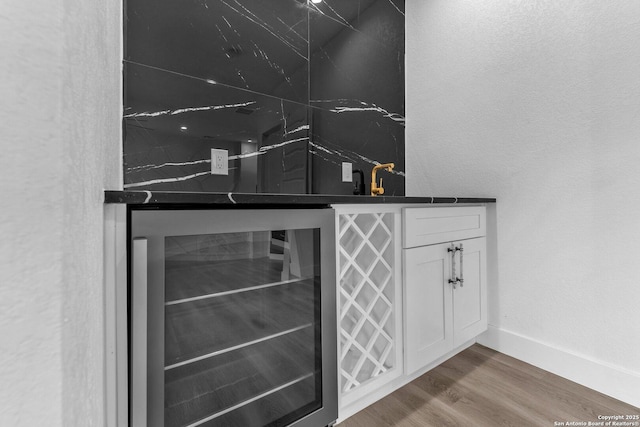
<box><xmin>163</xmin><ymin>229</ymin><xmax>321</xmax><ymax>427</ymax></box>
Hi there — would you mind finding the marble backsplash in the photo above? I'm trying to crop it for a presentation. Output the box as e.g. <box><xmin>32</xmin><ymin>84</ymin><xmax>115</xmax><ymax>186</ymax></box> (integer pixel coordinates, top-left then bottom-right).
<box><xmin>124</xmin><ymin>0</ymin><xmax>405</xmax><ymax>195</ymax></box>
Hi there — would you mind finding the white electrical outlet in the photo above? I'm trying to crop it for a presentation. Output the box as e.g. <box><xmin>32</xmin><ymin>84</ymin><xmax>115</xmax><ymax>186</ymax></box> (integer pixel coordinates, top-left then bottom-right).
<box><xmin>342</xmin><ymin>162</ymin><xmax>352</xmax><ymax>182</ymax></box>
<box><xmin>211</xmin><ymin>149</ymin><xmax>228</xmax><ymax>175</ymax></box>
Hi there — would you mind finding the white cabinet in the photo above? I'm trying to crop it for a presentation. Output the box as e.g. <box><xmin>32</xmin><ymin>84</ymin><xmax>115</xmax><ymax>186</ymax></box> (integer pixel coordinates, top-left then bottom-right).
<box><xmin>403</xmin><ymin>206</ymin><xmax>487</xmax><ymax>375</ymax></box>
<box><xmin>334</xmin><ymin>206</ymin><xmax>403</xmax><ymax>413</ymax></box>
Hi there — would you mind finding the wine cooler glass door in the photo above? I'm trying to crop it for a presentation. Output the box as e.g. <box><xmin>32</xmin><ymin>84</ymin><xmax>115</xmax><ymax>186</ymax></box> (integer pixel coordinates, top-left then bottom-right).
<box><xmin>130</xmin><ymin>209</ymin><xmax>337</xmax><ymax>427</ymax></box>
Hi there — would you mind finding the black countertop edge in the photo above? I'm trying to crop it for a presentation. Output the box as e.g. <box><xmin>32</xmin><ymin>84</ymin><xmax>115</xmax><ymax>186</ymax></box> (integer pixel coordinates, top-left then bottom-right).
<box><xmin>104</xmin><ymin>190</ymin><xmax>496</xmax><ymax>206</ymax></box>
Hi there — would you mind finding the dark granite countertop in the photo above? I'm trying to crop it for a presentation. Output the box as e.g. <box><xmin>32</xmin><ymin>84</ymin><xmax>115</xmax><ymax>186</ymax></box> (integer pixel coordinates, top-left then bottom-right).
<box><xmin>104</xmin><ymin>190</ymin><xmax>496</xmax><ymax>206</ymax></box>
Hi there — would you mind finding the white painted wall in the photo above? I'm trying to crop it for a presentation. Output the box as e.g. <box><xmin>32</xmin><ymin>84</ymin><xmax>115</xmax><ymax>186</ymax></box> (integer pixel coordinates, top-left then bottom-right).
<box><xmin>0</xmin><ymin>0</ymin><xmax>121</xmax><ymax>425</ymax></box>
<box><xmin>406</xmin><ymin>0</ymin><xmax>640</xmax><ymax>406</ymax></box>
<box><xmin>0</xmin><ymin>2</ymin><xmax>64</xmax><ymax>425</ymax></box>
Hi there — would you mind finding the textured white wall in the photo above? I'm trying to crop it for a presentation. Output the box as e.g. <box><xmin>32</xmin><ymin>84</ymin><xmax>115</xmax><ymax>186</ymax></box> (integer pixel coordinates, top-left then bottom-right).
<box><xmin>0</xmin><ymin>2</ymin><xmax>65</xmax><ymax>425</ymax></box>
<box><xmin>406</xmin><ymin>0</ymin><xmax>640</xmax><ymax>400</ymax></box>
<box><xmin>61</xmin><ymin>0</ymin><xmax>122</xmax><ymax>425</ymax></box>
<box><xmin>1</xmin><ymin>0</ymin><xmax>121</xmax><ymax>425</ymax></box>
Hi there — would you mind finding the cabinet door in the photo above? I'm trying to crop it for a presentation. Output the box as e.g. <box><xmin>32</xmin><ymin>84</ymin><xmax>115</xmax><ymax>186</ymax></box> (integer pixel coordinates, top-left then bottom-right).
<box><xmin>403</xmin><ymin>243</ymin><xmax>453</xmax><ymax>375</ymax></box>
<box><xmin>452</xmin><ymin>237</ymin><xmax>487</xmax><ymax>347</ymax></box>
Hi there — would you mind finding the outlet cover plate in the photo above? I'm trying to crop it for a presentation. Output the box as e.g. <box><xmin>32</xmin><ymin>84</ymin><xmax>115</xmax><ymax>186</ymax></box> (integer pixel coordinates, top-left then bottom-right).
<box><xmin>342</xmin><ymin>162</ymin><xmax>352</xmax><ymax>182</ymax></box>
<box><xmin>211</xmin><ymin>149</ymin><xmax>228</xmax><ymax>175</ymax></box>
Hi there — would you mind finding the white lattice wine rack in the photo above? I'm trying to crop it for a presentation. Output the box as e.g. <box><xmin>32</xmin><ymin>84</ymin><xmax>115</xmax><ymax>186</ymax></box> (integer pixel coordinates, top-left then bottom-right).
<box><xmin>337</xmin><ymin>209</ymin><xmax>402</xmax><ymax>403</ymax></box>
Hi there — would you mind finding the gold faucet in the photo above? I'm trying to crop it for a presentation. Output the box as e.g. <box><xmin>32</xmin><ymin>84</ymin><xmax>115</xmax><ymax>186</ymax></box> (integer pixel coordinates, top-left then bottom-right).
<box><xmin>370</xmin><ymin>163</ymin><xmax>395</xmax><ymax>196</ymax></box>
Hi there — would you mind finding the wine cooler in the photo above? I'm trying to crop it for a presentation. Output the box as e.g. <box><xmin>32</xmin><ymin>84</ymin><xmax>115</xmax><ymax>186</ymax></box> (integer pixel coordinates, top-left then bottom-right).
<box><xmin>129</xmin><ymin>208</ymin><xmax>337</xmax><ymax>427</ymax></box>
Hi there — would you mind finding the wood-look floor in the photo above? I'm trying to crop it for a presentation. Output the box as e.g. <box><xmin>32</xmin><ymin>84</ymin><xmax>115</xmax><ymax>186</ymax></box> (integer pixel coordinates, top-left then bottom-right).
<box><xmin>338</xmin><ymin>344</ymin><xmax>639</xmax><ymax>427</ymax></box>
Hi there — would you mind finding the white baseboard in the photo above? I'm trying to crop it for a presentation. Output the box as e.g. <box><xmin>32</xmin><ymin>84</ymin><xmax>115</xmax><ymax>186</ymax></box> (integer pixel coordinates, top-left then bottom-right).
<box><xmin>478</xmin><ymin>325</ymin><xmax>640</xmax><ymax>409</ymax></box>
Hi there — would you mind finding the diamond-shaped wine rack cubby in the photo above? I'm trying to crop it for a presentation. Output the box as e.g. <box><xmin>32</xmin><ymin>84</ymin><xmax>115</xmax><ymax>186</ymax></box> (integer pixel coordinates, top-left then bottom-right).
<box><xmin>338</xmin><ymin>212</ymin><xmax>397</xmax><ymax>395</ymax></box>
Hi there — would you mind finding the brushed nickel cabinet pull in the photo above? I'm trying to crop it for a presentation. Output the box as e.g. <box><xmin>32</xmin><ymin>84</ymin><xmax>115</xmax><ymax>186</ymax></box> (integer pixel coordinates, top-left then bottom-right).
<box><xmin>448</xmin><ymin>243</ymin><xmax>465</xmax><ymax>289</ymax></box>
<box><xmin>448</xmin><ymin>243</ymin><xmax>457</xmax><ymax>289</ymax></box>
<box><xmin>458</xmin><ymin>243</ymin><xmax>464</xmax><ymax>287</ymax></box>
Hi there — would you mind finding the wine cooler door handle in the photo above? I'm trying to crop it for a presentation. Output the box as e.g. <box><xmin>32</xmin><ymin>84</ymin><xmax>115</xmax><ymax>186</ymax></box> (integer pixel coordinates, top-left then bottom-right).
<box><xmin>132</xmin><ymin>238</ymin><xmax>148</xmax><ymax>427</ymax></box>
<box><xmin>447</xmin><ymin>243</ymin><xmax>457</xmax><ymax>289</ymax></box>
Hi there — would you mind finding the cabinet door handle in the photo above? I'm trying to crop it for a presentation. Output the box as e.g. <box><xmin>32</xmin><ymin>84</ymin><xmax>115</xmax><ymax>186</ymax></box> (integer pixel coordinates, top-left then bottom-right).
<box><xmin>448</xmin><ymin>243</ymin><xmax>457</xmax><ymax>289</ymax></box>
<box><xmin>458</xmin><ymin>243</ymin><xmax>464</xmax><ymax>287</ymax></box>
<box><xmin>132</xmin><ymin>238</ymin><xmax>148</xmax><ymax>427</ymax></box>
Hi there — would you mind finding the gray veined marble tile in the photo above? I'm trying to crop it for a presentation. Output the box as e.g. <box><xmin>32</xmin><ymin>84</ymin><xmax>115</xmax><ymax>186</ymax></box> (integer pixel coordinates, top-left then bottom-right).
<box><xmin>310</xmin><ymin>21</ymin><xmax>404</xmax><ymax>115</ymax></box>
<box><xmin>126</xmin><ymin>0</ymin><xmax>310</xmax><ymax>103</ymax></box>
<box><xmin>310</xmin><ymin>105</ymin><xmax>405</xmax><ymax>196</ymax></box>
<box><xmin>309</xmin><ymin>0</ymin><xmax>404</xmax><ymax>52</ymax></box>
<box><xmin>124</xmin><ymin>62</ymin><xmax>310</xmax><ymax>193</ymax></box>
<box><xmin>123</xmin><ymin>0</ymin><xmax>406</xmax><ymax>196</ymax></box>
<box><xmin>307</xmin><ymin>0</ymin><xmax>405</xmax><ymax>196</ymax></box>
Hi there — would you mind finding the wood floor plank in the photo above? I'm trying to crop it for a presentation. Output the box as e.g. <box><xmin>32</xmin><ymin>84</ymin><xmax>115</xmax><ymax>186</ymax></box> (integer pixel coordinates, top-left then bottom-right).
<box><xmin>337</xmin><ymin>344</ymin><xmax>639</xmax><ymax>427</ymax></box>
<box><xmin>446</xmin><ymin>346</ymin><xmax>629</xmax><ymax>423</ymax></box>
<box><xmin>390</xmin><ymin>382</ymin><xmax>462</xmax><ymax>427</ymax></box>
<box><xmin>409</xmin><ymin>370</ymin><xmax>465</xmax><ymax>405</ymax></box>
<box><xmin>460</xmin><ymin>346</ymin><xmax>636</xmax><ymax>421</ymax></box>
<box><xmin>439</xmin><ymin>348</ymin><xmax>584</xmax><ymax>423</ymax></box>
